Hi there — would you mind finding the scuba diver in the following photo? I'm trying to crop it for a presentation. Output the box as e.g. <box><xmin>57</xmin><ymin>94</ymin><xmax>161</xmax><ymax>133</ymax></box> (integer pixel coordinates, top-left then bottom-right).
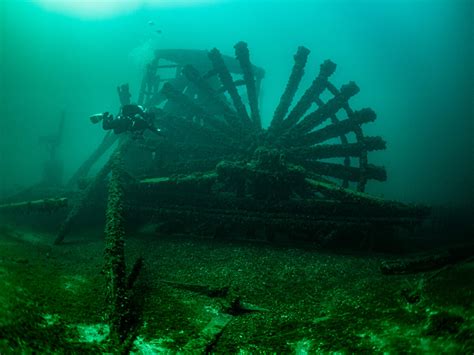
<box><xmin>90</xmin><ymin>104</ymin><xmax>163</xmax><ymax>138</ymax></box>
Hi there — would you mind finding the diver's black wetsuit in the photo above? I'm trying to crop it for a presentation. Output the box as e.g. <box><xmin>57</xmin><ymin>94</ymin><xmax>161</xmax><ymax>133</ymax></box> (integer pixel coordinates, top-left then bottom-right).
<box><xmin>102</xmin><ymin>113</ymin><xmax>133</xmax><ymax>134</ymax></box>
<box><xmin>100</xmin><ymin>104</ymin><xmax>162</xmax><ymax>136</ymax></box>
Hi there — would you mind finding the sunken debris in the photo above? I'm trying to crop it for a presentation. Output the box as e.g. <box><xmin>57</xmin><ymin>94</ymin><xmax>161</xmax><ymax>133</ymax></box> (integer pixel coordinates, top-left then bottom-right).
<box><xmin>56</xmin><ymin>41</ymin><xmax>429</xmax><ymax>246</ymax></box>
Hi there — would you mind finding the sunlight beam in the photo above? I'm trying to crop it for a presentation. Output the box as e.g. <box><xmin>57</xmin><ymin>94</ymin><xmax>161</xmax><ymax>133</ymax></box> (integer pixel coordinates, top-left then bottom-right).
<box><xmin>34</xmin><ymin>0</ymin><xmax>222</xmax><ymax>19</ymax></box>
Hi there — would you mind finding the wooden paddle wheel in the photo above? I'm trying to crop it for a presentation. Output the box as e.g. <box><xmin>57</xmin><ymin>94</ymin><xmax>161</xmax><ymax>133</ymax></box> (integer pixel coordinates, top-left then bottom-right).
<box><xmin>141</xmin><ymin>43</ymin><xmax>384</xmax><ymax>192</ymax></box>
<box><xmin>50</xmin><ymin>42</ymin><xmax>429</xmax><ymax>246</ymax></box>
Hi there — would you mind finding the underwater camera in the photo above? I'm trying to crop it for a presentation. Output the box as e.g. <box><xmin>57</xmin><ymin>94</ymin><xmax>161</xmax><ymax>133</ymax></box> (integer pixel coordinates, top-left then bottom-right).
<box><xmin>89</xmin><ymin>112</ymin><xmax>106</xmax><ymax>124</ymax></box>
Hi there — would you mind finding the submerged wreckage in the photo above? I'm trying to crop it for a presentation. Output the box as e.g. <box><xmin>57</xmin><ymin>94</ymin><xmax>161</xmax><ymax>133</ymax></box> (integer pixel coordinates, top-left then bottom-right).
<box><xmin>5</xmin><ymin>42</ymin><xmax>430</xmax><ymax>245</ymax></box>
<box><xmin>0</xmin><ymin>42</ymin><xmax>444</xmax><ymax>348</ymax></box>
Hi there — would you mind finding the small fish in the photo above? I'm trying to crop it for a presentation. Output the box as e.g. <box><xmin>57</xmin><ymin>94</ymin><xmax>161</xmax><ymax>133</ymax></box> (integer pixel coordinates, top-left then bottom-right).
<box><xmin>148</xmin><ymin>20</ymin><xmax>155</xmax><ymax>26</ymax></box>
<box><xmin>155</xmin><ymin>29</ymin><xmax>162</xmax><ymax>34</ymax></box>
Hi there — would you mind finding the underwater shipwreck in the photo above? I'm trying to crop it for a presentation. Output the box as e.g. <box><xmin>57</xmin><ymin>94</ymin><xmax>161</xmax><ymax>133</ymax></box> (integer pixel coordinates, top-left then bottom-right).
<box><xmin>0</xmin><ymin>42</ymin><xmax>473</xmax><ymax>353</ymax></box>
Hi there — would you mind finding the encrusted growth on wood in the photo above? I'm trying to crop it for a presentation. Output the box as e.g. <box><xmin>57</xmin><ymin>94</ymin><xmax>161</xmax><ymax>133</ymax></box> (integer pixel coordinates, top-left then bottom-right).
<box><xmin>54</xmin><ymin>41</ymin><xmax>429</xmax><ymax>247</ymax></box>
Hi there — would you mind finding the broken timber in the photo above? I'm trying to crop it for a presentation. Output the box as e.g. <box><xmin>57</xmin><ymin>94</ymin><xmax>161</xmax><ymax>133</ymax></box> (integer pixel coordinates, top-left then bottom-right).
<box><xmin>163</xmin><ymin>279</ymin><xmax>267</xmax><ymax>352</ymax></box>
<box><xmin>104</xmin><ymin>150</ymin><xmax>129</xmax><ymax>343</ymax></box>
<box><xmin>103</xmin><ymin>146</ymin><xmax>144</xmax><ymax>349</ymax></box>
<box><xmin>67</xmin><ymin>131</ymin><xmax>118</xmax><ymax>188</ymax></box>
<box><xmin>183</xmin><ymin>313</ymin><xmax>233</xmax><ymax>353</ymax></box>
<box><xmin>380</xmin><ymin>243</ymin><xmax>474</xmax><ymax>275</ymax></box>
<box><xmin>0</xmin><ymin>197</ymin><xmax>67</xmax><ymax>214</ymax></box>
<box><xmin>54</xmin><ymin>138</ymin><xmax>131</xmax><ymax>245</ymax></box>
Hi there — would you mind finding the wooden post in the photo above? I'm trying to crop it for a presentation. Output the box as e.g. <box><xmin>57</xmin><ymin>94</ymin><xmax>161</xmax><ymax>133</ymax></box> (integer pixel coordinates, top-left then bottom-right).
<box><xmin>103</xmin><ymin>151</ymin><xmax>128</xmax><ymax>343</ymax></box>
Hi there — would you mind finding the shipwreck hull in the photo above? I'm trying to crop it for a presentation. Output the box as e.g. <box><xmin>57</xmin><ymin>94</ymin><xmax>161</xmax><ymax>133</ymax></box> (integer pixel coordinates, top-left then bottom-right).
<box><xmin>117</xmin><ymin>167</ymin><xmax>429</xmax><ymax>246</ymax></box>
